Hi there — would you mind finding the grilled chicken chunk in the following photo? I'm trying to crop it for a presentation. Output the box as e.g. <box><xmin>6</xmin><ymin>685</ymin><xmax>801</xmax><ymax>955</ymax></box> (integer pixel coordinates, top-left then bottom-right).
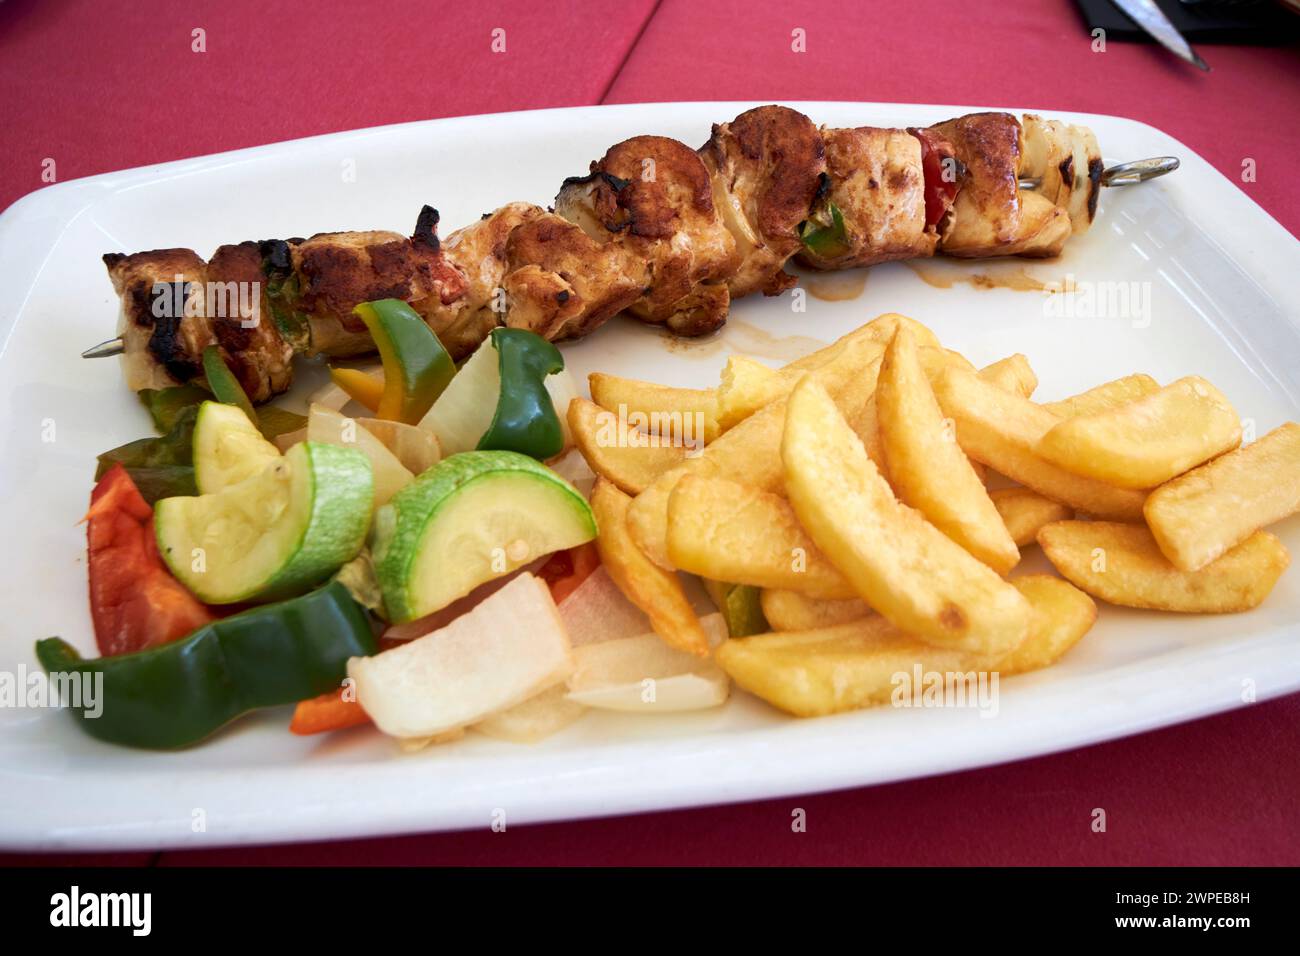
<box><xmin>206</xmin><ymin>241</ymin><xmax>294</xmax><ymax>401</ymax></box>
<box><xmin>285</xmin><ymin>212</ymin><xmax>467</xmax><ymax>356</ymax></box>
<box><xmin>500</xmin><ymin>213</ymin><xmax>647</xmax><ymax>342</ymax></box>
<box><xmin>555</xmin><ymin>135</ymin><xmax>736</xmax><ymax>336</ymax></box>
<box><xmin>700</xmin><ymin>105</ymin><xmax>826</xmax><ymax>297</ymax></box>
<box><xmin>104</xmin><ymin>249</ymin><xmax>214</xmax><ymax>393</ymax></box>
<box><xmin>799</xmin><ymin>127</ymin><xmax>940</xmax><ymax>270</ymax></box>
<box><xmin>426</xmin><ymin>201</ymin><xmax>546</xmax><ymax>358</ymax></box>
<box><xmin>930</xmin><ymin>112</ymin><xmax>1071</xmax><ymax>258</ymax></box>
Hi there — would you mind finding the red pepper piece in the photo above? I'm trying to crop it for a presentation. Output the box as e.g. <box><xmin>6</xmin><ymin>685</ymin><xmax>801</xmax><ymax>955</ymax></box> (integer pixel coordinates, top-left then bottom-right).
<box><xmin>910</xmin><ymin>128</ymin><xmax>961</xmax><ymax>230</ymax></box>
<box><xmin>86</xmin><ymin>464</ymin><xmax>216</xmax><ymax>657</ymax></box>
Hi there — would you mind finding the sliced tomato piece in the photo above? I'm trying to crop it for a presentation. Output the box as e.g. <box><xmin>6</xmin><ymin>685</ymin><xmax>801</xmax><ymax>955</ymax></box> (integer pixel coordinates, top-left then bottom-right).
<box><xmin>86</xmin><ymin>464</ymin><xmax>215</xmax><ymax>657</ymax></box>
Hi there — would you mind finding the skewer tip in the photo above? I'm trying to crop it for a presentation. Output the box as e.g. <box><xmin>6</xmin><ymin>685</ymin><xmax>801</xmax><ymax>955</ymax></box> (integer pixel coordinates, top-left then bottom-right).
<box><xmin>82</xmin><ymin>337</ymin><xmax>125</xmax><ymax>359</ymax></box>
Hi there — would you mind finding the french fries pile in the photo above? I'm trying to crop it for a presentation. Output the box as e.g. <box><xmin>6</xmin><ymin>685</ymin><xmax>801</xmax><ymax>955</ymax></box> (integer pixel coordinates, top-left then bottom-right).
<box><xmin>566</xmin><ymin>314</ymin><xmax>1300</xmax><ymax>718</ymax></box>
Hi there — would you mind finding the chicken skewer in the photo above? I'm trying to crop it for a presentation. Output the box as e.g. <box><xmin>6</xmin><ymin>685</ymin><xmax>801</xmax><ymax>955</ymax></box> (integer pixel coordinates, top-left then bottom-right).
<box><xmin>83</xmin><ymin>107</ymin><xmax>1178</xmax><ymax>403</ymax></box>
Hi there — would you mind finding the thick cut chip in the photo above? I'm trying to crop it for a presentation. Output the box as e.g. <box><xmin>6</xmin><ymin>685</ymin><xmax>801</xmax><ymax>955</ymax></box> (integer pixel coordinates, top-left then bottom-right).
<box><xmin>1041</xmin><ymin>374</ymin><xmax>1160</xmax><ymax>418</ymax></box>
<box><xmin>567</xmin><ymin>397</ymin><xmax>687</xmax><ymax>495</ymax></box>
<box><xmin>715</xmin><ymin>356</ymin><xmax>809</xmax><ymax>432</ymax></box>
<box><xmin>878</xmin><ymin>326</ymin><xmax>1019</xmax><ymax>573</ymax></box>
<box><xmin>588</xmin><ymin>372</ymin><xmax>719</xmax><ymax>445</ymax></box>
<box><xmin>784</xmin><ymin>312</ymin><xmax>940</xmax><ymax>372</ymax></box>
<box><xmin>666</xmin><ymin>474</ymin><xmax>856</xmax><ymax>598</ymax></box>
<box><xmin>590</xmin><ymin>478</ymin><xmax>710</xmax><ymax>656</ymax></box>
<box><xmin>1037</xmin><ymin>520</ymin><xmax>1289</xmax><ymax>613</ymax></box>
<box><xmin>628</xmin><ymin>333</ymin><xmax>883</xmax><ymax>568</ymax></box>
<box><xmin>989</xmin><ymin>487</ymin><xmax>1073</xmax><ymax>547</ymax></box>
<box><xmin>782</xmin><ymin>377</ymin><xmax>1031</xmax><ymax>654</ymax></box>
<box><xmin>978</xmin><ymin>354</ymin><xmax>1037</xmax><ymax>399</ymax></box>
<box><xmin>1038</xmin><ymin>376</ymin><xmax>1241</xmax><ymax>489</ymax></box>
<box><xmin>760</xmin><ymin>589</ymin><xmax>872</xmax><ymax>631</ymax></box>
<box><xmin>1144</xmin><ymin>422</ymin><xmax>1300</xmax><ymax>571</ymax></box>
<box><xmin>996</xmin><ymin>575</ymin><xmax>1096</xmax><ymax>674</ymax></box>
<box><xmin>932</xmin><ymin>366</ymin><xmax>1148</xmax><ymax>520</ymax></box>
<box><xmin>716</xmin><ymin>575</ymin><xmax>1095</xmax><ymax>717</ymax></box>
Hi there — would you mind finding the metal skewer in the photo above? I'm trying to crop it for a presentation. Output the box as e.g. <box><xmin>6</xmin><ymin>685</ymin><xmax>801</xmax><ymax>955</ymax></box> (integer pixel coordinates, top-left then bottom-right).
<box><xmin>83</xmin><ymin>157</ymin><xmax>1182</xmax><ymax>360</ymax></box>
<box><xmin>1019</xmin><ymin>155</ymin><xmax>1180</xmax><ymax>191</ymax></box>
<box><xmin>82</xmin><ymin>337</ymin><xmax>126</xmax><ymax>358</ymax></box>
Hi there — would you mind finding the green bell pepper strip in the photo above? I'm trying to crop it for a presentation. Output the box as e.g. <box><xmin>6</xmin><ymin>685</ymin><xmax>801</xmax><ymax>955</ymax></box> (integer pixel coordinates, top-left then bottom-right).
<box><xmin>202</xmin><ymin>345</ymin><xmax>258</xmax><ymax>424</ymax></box>
<box><xmin>140</xmin><ymin>383</ymin><xmax>303</xmax><ymax>441</ymax></box>
<box><xmin>262</xmin><ymin>261</ymin><xmax>312</xmax><ymax>353</ymax></box>
<box><xmin>352</xmin><ymin>299</ymin><xmax>455</xmax><ymax>424</ymax></box>
<box><xmin>95</xmin><ymin>405</ymin><xmax>198</xmax><ymax>503</ymax></box>
<box><xmin>477</xmin><ymin>327</ymin><xmax>565</xmax><ymax>460</ymax></box>
<box><xmin>34</xmin><ymin>581</ymin><xmax>377</xmax><ymax>750</ymax></box>
<box><xmin>798</xmin><ymin>202</ymin><xmax>850</xmax><ymax>260</ymax></box>
<box><xmin>138</xmin><ymin>384</ymin><xmax>209</xmax><ymax>432</ymax></box>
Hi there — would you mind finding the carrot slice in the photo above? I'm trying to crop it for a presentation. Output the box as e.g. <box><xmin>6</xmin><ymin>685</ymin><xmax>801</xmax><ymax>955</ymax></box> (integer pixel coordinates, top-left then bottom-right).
<box><xmin>290</xmin><ymin>689</ymin><xmax>371</xmax><ymax>735</ymax></box>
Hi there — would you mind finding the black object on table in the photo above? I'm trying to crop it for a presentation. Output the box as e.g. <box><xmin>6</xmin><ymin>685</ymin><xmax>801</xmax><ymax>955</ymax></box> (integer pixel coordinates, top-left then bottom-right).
<box><xmin>1075</xmin><ymin>0</ymin><xmax>1300</xmax><ymax>44</ymax></box>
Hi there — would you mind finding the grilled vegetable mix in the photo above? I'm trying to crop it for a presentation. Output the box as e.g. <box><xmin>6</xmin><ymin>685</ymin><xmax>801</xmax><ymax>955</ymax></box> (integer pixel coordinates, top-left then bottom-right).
<box><xmin>45</xmin><ymin>305</ymin><xmax>594</xmax><ymax>749</ymax></box>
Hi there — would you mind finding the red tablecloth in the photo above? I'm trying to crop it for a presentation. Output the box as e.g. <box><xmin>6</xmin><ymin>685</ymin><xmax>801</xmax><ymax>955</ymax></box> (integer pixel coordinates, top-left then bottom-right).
<box><xmin>2</xmin><ymin>0</ymin><xmax>1298</xmax><ymax>866</ymax></box>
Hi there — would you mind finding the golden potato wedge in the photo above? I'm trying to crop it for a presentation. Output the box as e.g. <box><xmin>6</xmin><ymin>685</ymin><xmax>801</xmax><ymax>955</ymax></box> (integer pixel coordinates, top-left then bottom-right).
<box><xmin>628</xmin><ymin>334</ymin><xmax>884</xmax><ymax>568</ymax></box>
<box><xmin>878</xmin><ymin>326</ymin><xmax>1019</xmax><ymax>573</ymax></box>
<box><xmin>1037</xmin><ymin>520</ymin><xmax>1289</xmax><ymax>613</ymax></box>
<box><xmin>784</xmin><ymin>312</ymin><xmax>940</xmax><ymax>372</ymax></box>
<box><xmin>588</xmin><ymin>372</ymin><xmax>719</xmax><ymax>445</ymax></box>
<box><xmin>627</xmin><ymin>401</ymin><xmax>786</xmax><ymax>568</ymax></box>
<box><xmin>666</xmin><ymin>474</ymin><xmax>856</xmax><ymax>599</ymax></box>
<box><xmin>567</xmin><ymin>397</ymin><xmax>687</xmax><ymax>496</ymax></box>
<box><xmin>978</xmin><ymin>354</ymin><xmax>1037</xmax><ymax>399</ymax></box>
<box><xmin>716</xmin><ymin>575</ymin><xmax>1095</xmax><ymax>717</ymax></box>
<box><xmin>932</xmin><ymin>366</ymin><xmax>1148</xmax><ymax>521</ymax></box>
<box><xmin>997</xmin><ymin>575</ymin><xmax>1096</xmax><ymax>674</ymax></box>
<box><xmin>989</xmin><ymin>487</ymin><xmax>1073</xmax><ymax>547</ymax></box>
<box><xmin>1038</xmin><ymin>376</ymin><xmax>1241</xmax><ymax>489</ymax></box>
<box><xmin>590</xmin><ymin>478</ymin><xmax>710</xmax><ymax>657</ymax></box>
<box><xmin>715</xmin><ymin>355</ymin><xmax>807</xmax><ymax>432</ymax></box>
<box><xmin>1144</xmin><ymin>422</ymin><xmax>1300</xmax><ymax>571</ymax></box>
<box><xmin>1041</xmin><ymin>373</ymin><xmax>1160</xmax><ymax>418</ymax></box>
<box><xmin>759</xmin><ymin>588</ymin><xmax>872</xmax><ymax>631</ymax></box>
<box><xmin>782</xmin><ymin>377</ymin><xmax>1031</xmax><ymax>654</ymax></box>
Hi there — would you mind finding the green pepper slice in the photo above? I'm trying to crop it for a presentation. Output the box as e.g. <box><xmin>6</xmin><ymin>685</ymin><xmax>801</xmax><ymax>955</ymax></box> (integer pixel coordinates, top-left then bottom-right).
<box><xmin>201</xmin><ymin>345</ymin><xmax>258</xmax><ymax>424</ymax></box>
<box><xmin>263</xmin><ymin>269</ymin><xmax>311</xmax><ymax>353</ymax></box>
<box><xmin>34</xmin><ymin>581</ymin><xmax>377</xmax><ymax>750</ymax></box>
<box><xmin>95</xmin><ymin>405</ymin><xmax>198</xmax><ymax>503</ymax></box>
<box><xmin>477</xmin><ymin>327</ymin><xmax>565</xmax><ymax>460</ymax></box>
<box><xmin>138</xmin><ymin>384</ymin><xmax>209</xmax><ymax>432</ymax></box>
<box><xmin>704</xmin><ymin>580</ymin><xmax>769</xmax><ymax>637</ymax></box>
<box><xmin>799</xmin><ymin>202</ymin><xmax>851</xmax><ymax>259</ymax></box>
<box><xmin>352</xmin><ymin>299</ymin><xmax>455</xmax><ymax>424</ymax></box>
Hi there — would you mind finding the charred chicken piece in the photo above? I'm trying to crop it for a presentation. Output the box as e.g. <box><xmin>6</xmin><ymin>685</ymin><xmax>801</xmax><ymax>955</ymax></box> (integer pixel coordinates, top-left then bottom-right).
<box><xmin>555</xmin><ymin>135</ymin><xmax>736</xmax><ymax>336</ymax></box>
<box><xmin>798</xmin><ymin>126</ymin><xmax>945</xmax><ymax>271</ymax></box>
<box><xmin>282</xmin><ymin>208</ymin><xmax>467</xmax><ymax>356</ymax></box>
<box><xmin>928</xmin><ymin>112</ymin><xmax>1071</xmax><ymax>258</ymax></box>
<box><xmin>206</xmin><ymin>241</ymin><xmax>294</xmax><ymax>401</ymax></box>
<box><xmin>103</xmin><ymin>248</ymin><xmax>215</xmax><ymax>393</ymax></box>
<box><xmin>700</xmin><ymin>105</ymin><xmax>826</xmax><ymax>297</ymax></box>
<box><xmin>425</xmin><ymin>201</ymin><xmax>546</xmax><ymax>358</ymax></box>
<box><xmin>500</xmin><ymin>213</ymin><xmax>647</xmax><ymax>342</ymax></box>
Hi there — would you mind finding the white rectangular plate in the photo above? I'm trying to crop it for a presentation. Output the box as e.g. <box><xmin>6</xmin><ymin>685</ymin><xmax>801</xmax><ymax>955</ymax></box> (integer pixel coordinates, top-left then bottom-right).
<box><xmin>2</xmin><ymin>102</ymin><xmax>1298</xmax><ymax>851</ymax></box>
